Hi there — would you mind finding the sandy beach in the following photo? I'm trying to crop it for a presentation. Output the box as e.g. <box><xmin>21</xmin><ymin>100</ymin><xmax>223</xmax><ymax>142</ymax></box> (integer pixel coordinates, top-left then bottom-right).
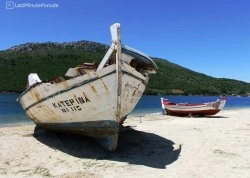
<box><xmin>1</xmin><ymin>108</ymin><xmax>250</xmax><ymax>178</ymax></box>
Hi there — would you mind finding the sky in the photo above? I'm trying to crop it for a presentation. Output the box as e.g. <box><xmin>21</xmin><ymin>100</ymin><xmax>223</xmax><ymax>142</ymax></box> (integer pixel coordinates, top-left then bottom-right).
<box><xmin>1</xmin><ymin>0</ymin><xmax>250</xmax><ymax>82</ymax></box>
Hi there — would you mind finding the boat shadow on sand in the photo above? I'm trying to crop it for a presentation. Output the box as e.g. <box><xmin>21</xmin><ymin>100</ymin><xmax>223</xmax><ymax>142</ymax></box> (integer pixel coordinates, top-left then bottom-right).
<box><xmin>33</xmin><ymin>126</ymin><xmax>181</xmax><ymax>169</ymax></box>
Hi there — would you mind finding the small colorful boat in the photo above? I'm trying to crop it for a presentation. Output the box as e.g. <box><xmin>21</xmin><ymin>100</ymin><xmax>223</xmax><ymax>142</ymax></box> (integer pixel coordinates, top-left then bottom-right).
<box><xmin>161</xmin><ymin>97</ymin><xmax>226</xmax><ymax>116</ymax></box>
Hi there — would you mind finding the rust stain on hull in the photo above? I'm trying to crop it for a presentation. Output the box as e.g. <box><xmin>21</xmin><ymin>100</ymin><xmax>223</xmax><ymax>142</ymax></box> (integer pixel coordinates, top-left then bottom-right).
<box><xmin>100</xmin><ymin>79</ymin><xmax>109</xmax><ymax>92</ymax></box>
<box><xmin>82</xmin><ymin>92</ymin><xmax>90</xmax><ymax>101</ymax></box>
<box><xmin>90</xmin><ymin>85</ymin><xmax>98</xmax><ymax>96</ymax></box>
<box><xmin>32</xmin><ymin>91</ymin><xmax>41</xmax><ymax>101</ymax></box>
<box><xmin>27</xmin><ymin>110</ymin><xmax>40</xmax><ymax>123</ymax></box>
<box><xmin>62</xmin><ymin>81</ymin><xmax>69</xmax><ymax>89</ymax></box>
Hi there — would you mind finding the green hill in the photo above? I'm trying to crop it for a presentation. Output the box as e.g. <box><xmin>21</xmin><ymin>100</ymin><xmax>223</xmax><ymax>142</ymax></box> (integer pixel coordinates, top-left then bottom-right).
<box><xmin>0</xmin><ymin>41</ymin><xmax>250</xmax><ymax>95</ymax></box>
<box><xmin>147</xmin><ymin>59</ymin><xmax>250</xmax><ymax>95</ymax></box>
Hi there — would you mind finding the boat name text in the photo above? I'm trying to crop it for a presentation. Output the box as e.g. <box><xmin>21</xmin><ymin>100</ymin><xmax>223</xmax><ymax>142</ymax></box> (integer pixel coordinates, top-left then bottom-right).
<box><xmin>52</xmin><ymin>93</ymin><xmax>90</xmax><ymax>113</ymax></box>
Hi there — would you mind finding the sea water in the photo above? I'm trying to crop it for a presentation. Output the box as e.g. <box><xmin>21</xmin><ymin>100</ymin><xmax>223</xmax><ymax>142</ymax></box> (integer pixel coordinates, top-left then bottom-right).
<box><xmin>0</xmin><ymin>94</ymin><xmax>33</xmax><ymax>126</ymax></box>
<box><xmin>0</xmin><ymin>94</ymin><xmax>250</xmax><ymax>126</ymax></box>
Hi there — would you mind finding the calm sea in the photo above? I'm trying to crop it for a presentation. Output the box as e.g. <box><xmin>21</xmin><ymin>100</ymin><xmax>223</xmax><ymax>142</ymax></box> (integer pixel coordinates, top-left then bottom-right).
<box><xmin>1</xmin><ymin>94</ymin><xmax>250</xmax><ymax>126</ymax></box>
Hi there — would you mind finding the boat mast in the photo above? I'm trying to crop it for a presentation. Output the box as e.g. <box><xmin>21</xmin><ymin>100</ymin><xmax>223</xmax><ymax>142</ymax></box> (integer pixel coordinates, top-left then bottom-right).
<box><xmin>110</xmin><ymin>23</ymin><xmax>122</xmax><ymax>122</ymax></box>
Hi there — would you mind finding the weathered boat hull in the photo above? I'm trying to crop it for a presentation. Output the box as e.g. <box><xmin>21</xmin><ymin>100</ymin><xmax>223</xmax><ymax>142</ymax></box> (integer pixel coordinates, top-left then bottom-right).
<box><xmin>36</xmin><ymin>120</ymin><xmax>120</xmax><ymax>151</ymax></box>
<box><xmin>18</xmin><ymin>23</ymin><xmax>157</xmax><ymax>151</ymax></box>
<box><xmin>161</xmin><ymin>97</ymin><xmax>226</xmax><ymax>117</ymax></box>
<box><xmin>19</xmin><ymin>64</ymin><xmax>148</xmax><ymax>150</ymax></box>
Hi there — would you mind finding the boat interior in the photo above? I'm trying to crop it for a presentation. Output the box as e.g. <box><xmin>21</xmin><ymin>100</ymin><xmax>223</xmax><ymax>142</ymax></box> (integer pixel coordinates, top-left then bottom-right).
<box><xmin>27</xmin><ymin>46</ymin><xmax>157</xmax><ymax>88</ymax></box>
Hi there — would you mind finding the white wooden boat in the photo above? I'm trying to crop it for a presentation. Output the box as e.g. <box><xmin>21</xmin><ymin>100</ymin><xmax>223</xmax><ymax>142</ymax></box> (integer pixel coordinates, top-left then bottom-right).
<box><xmin>18</xmin><ymin>23</ymin><xmax>157</xmax><ymax>151</ymax></box>
<box><xmin>161</xmin><ymin>97</ymin><xmax>226</xmax><ymax>116</ymax></box>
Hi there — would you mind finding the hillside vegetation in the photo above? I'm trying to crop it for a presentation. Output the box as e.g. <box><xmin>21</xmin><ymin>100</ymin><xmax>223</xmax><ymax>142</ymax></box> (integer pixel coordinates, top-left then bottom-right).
<box><xmin>0</xmin><ymin>41</ymin><xmax>250</xmax><ymax>95</ymax></box>
<box><xmin>147</xmin><ymin>59</ymin><xmax>250</xmax><ymax>95</ymax></box>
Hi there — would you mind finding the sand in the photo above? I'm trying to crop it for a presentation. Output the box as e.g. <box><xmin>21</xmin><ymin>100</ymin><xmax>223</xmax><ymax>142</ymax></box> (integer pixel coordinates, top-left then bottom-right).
<box><xmin>0</xmin><ymin>108</ymin><xmax>250</xmax><ymax>178</ymax></box>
